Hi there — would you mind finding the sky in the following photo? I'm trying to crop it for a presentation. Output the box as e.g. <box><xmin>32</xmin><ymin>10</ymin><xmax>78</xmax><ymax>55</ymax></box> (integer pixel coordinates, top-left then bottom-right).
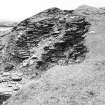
<box><xmin>0</xmin><ymin>0</ymin><xmax>105</xmax><ymax>22</ymax></box>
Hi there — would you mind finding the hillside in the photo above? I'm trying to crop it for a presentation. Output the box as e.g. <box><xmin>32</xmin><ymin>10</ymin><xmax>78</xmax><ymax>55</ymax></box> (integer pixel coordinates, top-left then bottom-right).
<box><xmin>1</xmin><ymin>5</ymin><xmax>105</xmax><ymax>105</ymax></box>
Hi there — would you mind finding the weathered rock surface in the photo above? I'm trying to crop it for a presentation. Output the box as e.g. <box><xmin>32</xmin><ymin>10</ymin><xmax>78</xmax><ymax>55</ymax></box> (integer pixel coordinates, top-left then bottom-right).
<box><xmin>4</xmin><ymin>7</ymin><xmax>90</xmax><ymax>71</ymax></box>
<box><xmin>1</xmin><ymin>5</ymin><xmax>105</xmax><ymax>105</ymax></box>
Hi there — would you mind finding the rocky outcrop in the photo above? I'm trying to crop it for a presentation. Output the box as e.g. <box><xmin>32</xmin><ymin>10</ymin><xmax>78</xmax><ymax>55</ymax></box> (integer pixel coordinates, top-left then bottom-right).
<box><xmin>0</xmin><ymin>6</ymin><xmax>92</xmax><ymax>105</ymax></box>
<box><xmin>4</xmin><ymin>7</ymin><xmax>90</xmax><ymax>72</ymax></box>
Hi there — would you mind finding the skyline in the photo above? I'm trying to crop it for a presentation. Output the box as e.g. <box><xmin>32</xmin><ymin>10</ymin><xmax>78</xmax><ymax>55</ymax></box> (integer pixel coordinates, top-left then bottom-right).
<box><xmin>0</xmin><ymin>0</ymin><xmax>105</xmax><ymax>22</ymax></box>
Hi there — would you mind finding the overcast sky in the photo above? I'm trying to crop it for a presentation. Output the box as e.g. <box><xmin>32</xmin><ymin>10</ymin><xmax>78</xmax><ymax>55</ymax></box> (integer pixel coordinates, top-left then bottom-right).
<box><xmin>0</xmin><ymin>0</ymin><xmax>105</xmax><ymax>22</ymax></box>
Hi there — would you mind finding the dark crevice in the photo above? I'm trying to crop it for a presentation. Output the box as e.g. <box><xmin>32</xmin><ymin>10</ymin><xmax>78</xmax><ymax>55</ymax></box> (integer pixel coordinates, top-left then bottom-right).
<box><xmin>0</xmin><ymin>94</ymin><xmax>11</xmax><ymax>105</ymax></box>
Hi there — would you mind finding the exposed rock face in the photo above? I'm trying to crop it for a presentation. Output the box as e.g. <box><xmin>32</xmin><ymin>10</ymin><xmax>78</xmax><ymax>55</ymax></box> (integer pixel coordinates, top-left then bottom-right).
<box><xmin>4</xmin><ymin>8</ymin><xmax>90</xmax><ymax>72</ymax></box>
<box><xmin>2</xmin><ymin>5</ymin><xmax>105</xmax><ymax>105</ymax></box>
